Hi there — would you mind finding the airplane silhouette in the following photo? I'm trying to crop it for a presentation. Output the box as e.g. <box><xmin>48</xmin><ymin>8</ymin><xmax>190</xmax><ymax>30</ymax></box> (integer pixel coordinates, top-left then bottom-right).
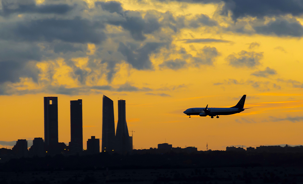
<box><xmin>183</xmin><ymin>95</ymin><xmax>246</xmax><ymax>118</ymax></box>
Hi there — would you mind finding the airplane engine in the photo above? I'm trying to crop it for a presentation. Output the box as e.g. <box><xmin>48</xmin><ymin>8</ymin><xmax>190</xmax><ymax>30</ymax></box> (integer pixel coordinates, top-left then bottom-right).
<box><xmin>199</xmin><ymin>112</ymin><xmax>207</xmax><ymax>116</ymax></box>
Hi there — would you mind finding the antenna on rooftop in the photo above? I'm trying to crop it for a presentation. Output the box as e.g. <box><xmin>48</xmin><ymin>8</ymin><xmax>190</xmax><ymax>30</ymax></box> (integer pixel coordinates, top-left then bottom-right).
<box><xmin>206</xmin><ymin>143</ymin><xmax>208</xmax><ymax>151</ymax></box>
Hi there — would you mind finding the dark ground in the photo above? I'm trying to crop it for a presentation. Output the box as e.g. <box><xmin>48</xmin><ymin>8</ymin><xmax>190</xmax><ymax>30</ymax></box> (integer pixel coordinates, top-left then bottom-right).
<box><xmin>1</xmin><ymin>152</ymin><xmax>303</xmax><ymax>183</ymax></box>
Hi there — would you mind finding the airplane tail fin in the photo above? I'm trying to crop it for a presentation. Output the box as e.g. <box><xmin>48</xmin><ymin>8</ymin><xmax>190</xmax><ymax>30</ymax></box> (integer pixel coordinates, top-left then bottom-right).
<box><xmin>232</xmin><ymin>95</ymin><xmax>246</xmax><ymax>109</ymax></box>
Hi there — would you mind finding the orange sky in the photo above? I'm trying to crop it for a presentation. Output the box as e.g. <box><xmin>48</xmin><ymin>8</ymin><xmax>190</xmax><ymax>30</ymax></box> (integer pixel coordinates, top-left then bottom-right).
<box><xmin>1</xmin><ymin>0</ymin><xmax>303</xmax><ymax>150</ymax></box>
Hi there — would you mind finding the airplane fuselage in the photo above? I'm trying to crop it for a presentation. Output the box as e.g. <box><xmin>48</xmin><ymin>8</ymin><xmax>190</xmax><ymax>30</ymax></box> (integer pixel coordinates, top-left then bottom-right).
<box><xmin>183</xmin><ymin>107</ymin><xmax>243</xmax><ymax>116</ymax></box>
<box><xmin>183</xmin><ymin>94</ymin><xmax>246</xmax><ymax>118</ymax></box>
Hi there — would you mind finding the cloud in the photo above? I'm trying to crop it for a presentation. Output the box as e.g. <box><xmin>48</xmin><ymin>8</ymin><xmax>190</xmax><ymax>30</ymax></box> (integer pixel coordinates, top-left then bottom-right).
<box><xmin>157</xmin><ymin>0</ymin><xmax>222</xmax><ymax>3</ymax></box>
<box><xmin>221</xmin><ymin>0</ymin><xmax>303</xmax><ymax>20</ymax></box>
<box><xmin>0</xmin><ymin>0</ymin><xmax>222</xmax><ymax>86</ymax></box>
<box><xmin>118</xmin><ymin>42</ymin><xmax>165</xmax><ymax>70</ymax></box>
<box><xmin>96</xmin><ymin>1</ymin><xmax>124</xmax><ymax>15</ymax></box>
<box><xmin>192</xmin><ymin>46</ymin><xmax>219</xmax><ymax>66</ymax></box>
<box><xmin>235</xmin><ymin>118</ymin><xmax>256</xmax><ymax>123</ymax></box>
<box><xmin>0</xmin><ymin>141</ymin><xmax>16</xmax><ymax>146</ymax></box>
<box><xmin>214</xmin><ymin>79</ymin><xmax>244</xmax><ymax>86</ymax></box>
<box><xmin>0</xmin><ymin>0</ymin><xmax>74</xmax><ymax>17</ymax></box>
<box><xmin>253</xmin><ymin>17</ymin><xmax>303</xmax><ymax>37</ymax></box>
<box><xmin>0</xmin><ymin>0</ymin><xmax>243</xmax><ymax>96</ymax></box>
<box><xmin>188</xmin><ymin>14</ymin><xmax>218</xmax><ymax>28</ymax></box>
<box><xmin>146</xmin><ymin>93</ymin><xmax>171</xmax><ymax>97</ymax></box>
<box><xmin>247</xmin><ymin>81</ymin><xmax>281</xmax><ymax>91</ymax></box>
<box><xmin>269</xmin><ymin>116</ymin><xmax>303</xmax><ymax>123</ymax></box>
<box><xmin>249</xmin><ymin>42</ymin><xmax>260</xmax><ymax>49</ymax></box>
<box><xmin>55</xmin><ymin>83</ymin><xmax>152</xmax><ymax>94</ymax></box>
<box><xmin>251</xmin><ymin>67</ymin><xmax>277</xmax><ymax>78</ymax></box>
<box><xmin>100</xmin><ymin>59</ymin><xmax>120</xmax><ymax>83</ymax></box>
<box><xmin>0</xmin><ymin>82</ymin><xmax>154</xmax><ymax>96</ymax></box>
<box><xmin>0</xmin><ymin>41</ymin><xmax>42</xmax><ymax>84</ymax></box>
<box><xmin>0</xmin><ymin>1</ymin><xmax>183</xmax><ymax>96</ymax></box>
<box><xmin>116</xmin><ymin>83</ymin><xmax>152</xmax><ymax>92</ymax></box>
<box><xmin>0</xmin><ymin>17</ymin><xmax>106</xmax><ymax>44</ymax></box>
<box><xmin>102</xmin><ymin>4</ymin><xmax>162</xmax><ymax>41</ymax></box>
<box><xmin>182</xmin><ymin>38</ymin><xmax>231</xmax><ymax>43</ymax></box>
<box><xmin>214</xmin><ymin>79</ymin><xmax>281</xmax><ymax>91</ymax></box>
<box><xmin>0</xmin><ymin>140</ymin><xmax>33</xmax><ymax>147</ymax></box>
<box><xmin>277</xmin><ymin>79</ymin><xmax>303</xmax><ymax>88</ymax></box>
<box><xmin>52</xmin><ymin>42</ymin><xmax>86</xmax><ymax>54</ymax></box>
<box><xmin>213</xmin><ymin>82</ymin><xmax>223</xmax><ymax>85</ymax></box>
<box><xmin>0</xmin><ymin>1</ymin><xmax>187</xmax><ymax>89</ymax></box>
<box><xmin>159</xmin><ymin>59</ymin><xmax>187</xmax><ymax>70</ymax></box>
<box><xmin>227</xmin><ymin>51</ymin><xmax>263</xmax><ymax>68</ymax></box>
<box><xmin>222</xmin><ymin>13</ymin><xmax>303</xmax><ymax>38</ymax></box>
<box><xmin>157</xmin><ymin>45</ymin><xmax>219</xmax><ymax>70</ymax></box>
<box><xmin>274</xmin><ymin>46</ymin><xmax>287</xmax><ymax>53</ymax></box>
<box><xmin>46</xmin><ymin>85</ymin><xmax>91</xmax><ymax>95</ymax></box>
<box><xmin>158</xmin><ymin>0</ymin><xmax>303</xmax><ymax>21</ymax></box>
<box><xmin>0</xmin><ymin>61</ymin><xmax>40</xmax><ymax>84</ymax></box>
<box><xmin>157</xmin><ymin>84</ymin><xmax>187</xmax><ymax>91</ymax></box>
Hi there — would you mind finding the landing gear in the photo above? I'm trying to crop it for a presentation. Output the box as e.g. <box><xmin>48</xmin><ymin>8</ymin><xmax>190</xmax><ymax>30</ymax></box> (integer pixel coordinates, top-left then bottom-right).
<box><xmin>189</xmin><ymin>115</ymin><xmax>191</xmax><ymax>118</ymax></box>
<box><xmin>211</xmin><ymin>116</ymin><xmax>214</xmax><ymax>118</ymax></box>
<box><xmin>216</xmin><ymin>115</ymin><xmax>219</xmax><ymax>118</ymax></box>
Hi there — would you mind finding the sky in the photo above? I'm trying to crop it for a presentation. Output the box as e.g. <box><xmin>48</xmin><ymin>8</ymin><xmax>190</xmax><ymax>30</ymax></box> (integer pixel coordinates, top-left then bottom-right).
<box><xmin>1</xmin><ymin>0</ymin><xmax>303</xmax><ymax>150</ymax></box>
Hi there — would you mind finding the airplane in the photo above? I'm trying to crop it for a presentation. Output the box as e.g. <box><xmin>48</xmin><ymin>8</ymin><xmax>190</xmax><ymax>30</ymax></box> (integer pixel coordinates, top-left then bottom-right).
<box><xmin>183</xmin><ymin>95</ymin><xmax>246</xmax><ymax>118</ymax></box>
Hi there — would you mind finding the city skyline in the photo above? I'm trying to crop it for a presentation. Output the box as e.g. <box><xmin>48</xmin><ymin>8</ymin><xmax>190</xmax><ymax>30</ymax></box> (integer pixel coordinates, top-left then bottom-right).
<box><xmin>1</xmin><ymin>92</ymin><xmax>303</xmax><ymax>151</ymax></box>
<box><xmin>1</xmin><ymin>0</ymin><xmax>303</xmax><ymax>151</ymax></box>
<box><xmin>1</xmin><ymin>94</ymin><xmax>303</xmax><ymax>151</ymax></box>
<box><xmin>2</xmin><ymin>95</ymin><xmax>133</xmax><ymax>155</ymax></box>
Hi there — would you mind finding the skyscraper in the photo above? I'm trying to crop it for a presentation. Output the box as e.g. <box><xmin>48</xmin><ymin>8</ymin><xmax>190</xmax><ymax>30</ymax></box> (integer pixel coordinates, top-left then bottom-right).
<box><xmin>70</xmin><ymin>99</ymin><xmax>83</xmax><ymax>154</ymax></box>
<box><xmin>102</xmin><ymin>95</ymin><xmax>115</xmax><ymax>153</ymax></box>
<box><xmin>115</xmin><ymin>100</ymin><xmax>132</xmax><ymax>154</ymax></box>
<box><xmin>44</xmin><ymin>97</ymin><xmax>58</xmax><ymax>153</ymax></box>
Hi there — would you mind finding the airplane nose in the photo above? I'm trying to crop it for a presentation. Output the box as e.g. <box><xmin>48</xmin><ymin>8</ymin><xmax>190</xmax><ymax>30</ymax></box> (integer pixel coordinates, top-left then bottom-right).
<box><xmin>183</xmin><ymin>110</ymin><xmax>187</xmax><ymax>114</ymax></box>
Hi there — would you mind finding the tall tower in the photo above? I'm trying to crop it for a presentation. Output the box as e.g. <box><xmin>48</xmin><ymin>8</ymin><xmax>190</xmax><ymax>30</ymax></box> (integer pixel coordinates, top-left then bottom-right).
<box><xmin>102</xmin><ymin>95</ymin><xmax>115</xmax><ymax>153</ymax></box>
<box><xmin>115</xmin><ymin>100</ymin><xmax>132</xmax><ymax>154</ymax></box>
<box><xmin>44</xmin><ymin>97</ymin><xmax>58</xmax><ymax>153</ymax></box>
<box><xmin>70</xmin><ymin>99</ymin><xmax>83</xmax><ymax>154</ymax></box>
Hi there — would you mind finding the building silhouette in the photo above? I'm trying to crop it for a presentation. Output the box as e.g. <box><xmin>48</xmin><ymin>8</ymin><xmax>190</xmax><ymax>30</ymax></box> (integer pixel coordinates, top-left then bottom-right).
<box><xmin>87</xmin><ymin>136</ymin><xmax>100</xmax><ymax>154</ymax></box>
<box><xmin>102</xmin><ymin>96</ymin><xmax>115</xmax><ymax>153</ymax></box>
<box><xmin>44</xmin><ymin>97</ymin><xmax>58</xmax><ymax>154</ymax></box>
<box><xmin>226</xmin><ymin>146</ymin><xmax>245</xmax><ymax>152</ymax></box>
<box><xmin>12</xmin><ymin>139</ymin><xmax>28</xmax><ymax>158</ymax></box>
<box><xmin>134</xmin><ymin>143</ymin><xmax>198</xmax><ymax>154</ymax></box>
<box><xmin>57</xmin><ymin>142</ymin><xmax>68</xmax><ymax>154</ymax></box>
<box><xmin>184</xmin><ymin>147</ymin><xmax>198</xmax><ymax>153</ymax></box>
<box><xmin>158</xmin><ymin>143</ymin><xmax>172</xmax><ymax>150</ymax></box>
<box><xmin>115</xmin><ymin>100</ymin><xmax>132</xmax><ymax>154</ymax></box>
<box><xmin>70</xmin><ymin>99</ymin><xmax>83</xmax><ymax>154</ymax></box>
<box><xmin>29</xmin><ymin>138</ymin><xmax>45</xmax><ymax>157</ymax></box>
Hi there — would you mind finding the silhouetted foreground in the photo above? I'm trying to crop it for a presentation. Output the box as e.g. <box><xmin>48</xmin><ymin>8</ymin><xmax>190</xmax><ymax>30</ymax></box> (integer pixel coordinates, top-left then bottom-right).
<box><xmin>3</xmin><ymin>151</ymin><xmax>303</xmax><ymax>171</ymax></box>
<box><xmin>1</xmin><ymin>152</ymin><xmax>303</xmax><ymax>183</ymax></box>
